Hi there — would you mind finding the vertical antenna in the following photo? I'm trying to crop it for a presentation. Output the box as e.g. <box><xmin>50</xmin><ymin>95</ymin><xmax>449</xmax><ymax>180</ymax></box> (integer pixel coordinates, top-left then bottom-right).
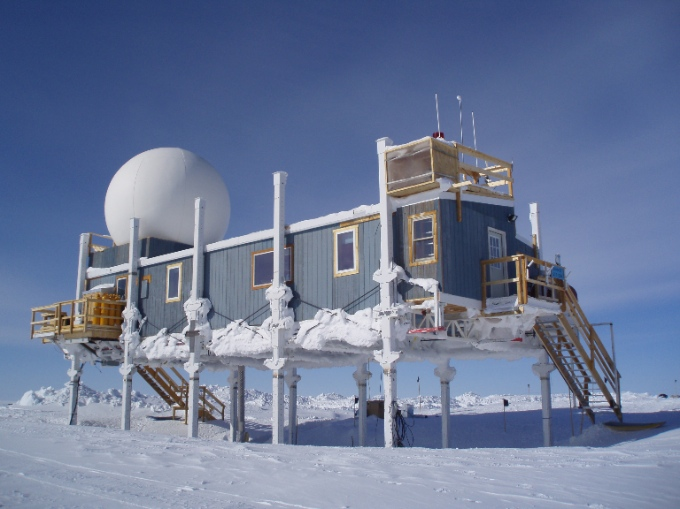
<box><xmin>435</xmin><ymin>93</ymin><xmax>441</xmax><ymax>135</ymax></box>
<box><xmin>456</xmin><ymin>95</ymin><xmax>464</xmax><ymax>164</ymax></box>
<box><xmin>472</xmin><ymin>111</ymin><xmax>478</xmax><ymax>168</ymax></box>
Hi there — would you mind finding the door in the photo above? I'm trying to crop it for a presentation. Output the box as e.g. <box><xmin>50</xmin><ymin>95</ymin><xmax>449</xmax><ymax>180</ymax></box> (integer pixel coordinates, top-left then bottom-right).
<box><xmin>488</xmin><ymin>228</ymin><xmax>507</xmax><ymax>298</ymax></box>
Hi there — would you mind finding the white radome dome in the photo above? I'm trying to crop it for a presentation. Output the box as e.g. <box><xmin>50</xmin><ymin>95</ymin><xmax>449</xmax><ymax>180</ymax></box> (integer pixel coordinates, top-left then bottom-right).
<box><xmin>105</xmin><ymin>148</ymin><xmax>230</xmax><ymax>246</ymax></box>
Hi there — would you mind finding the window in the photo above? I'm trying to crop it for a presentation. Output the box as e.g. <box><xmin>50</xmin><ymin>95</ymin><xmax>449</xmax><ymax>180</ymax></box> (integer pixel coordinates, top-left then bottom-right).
<box><xmin>140</xmin><ymin>275</ymin><xmax>151</xmax><ymax>299</ymax></box>
<box><xmin>409</xmin><ymin>211</ymin><xmax>437</xmax><ymax>265</ymax></box>
<box><xmin>252</xmin><ymin>246</ymin><xmax>293</xmax><ymax>289</ymax></box>
<box><xmin>166</xmin><ymin>263</ymin><xmax>182</xmax><ymax>302</ymax></box>
<box><xmin>334</xmin><ymin>225</ymin><xmax>359</xmax><ymax>277</ymax></box>
<box><xmin>115</xmin><ymin>275</ymin><xmax>127</xmax><ymax>299</ymax></box>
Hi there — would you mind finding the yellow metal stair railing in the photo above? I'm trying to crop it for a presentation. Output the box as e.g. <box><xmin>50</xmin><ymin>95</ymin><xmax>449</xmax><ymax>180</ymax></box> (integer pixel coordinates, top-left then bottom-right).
<box><xmin>137</xmin><ymin>366</ymin><xmax>225</xmax><ymax>423</ymax></box>
<box><xmin>482</xmin><ymin>254</ymin><xmax>622</xmax><ymax>423</ymax></box>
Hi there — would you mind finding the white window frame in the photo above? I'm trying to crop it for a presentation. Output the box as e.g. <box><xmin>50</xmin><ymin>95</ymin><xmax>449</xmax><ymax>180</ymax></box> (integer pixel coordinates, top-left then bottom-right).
<box><xmin>115</xmin><ymin>275</ymin><xmax>128</xmax><ymax>299</ymax></box>
<box><xmin>333</xmin><ymin>225</ymin><xmax>359</xmax><ymax>277</ymax></box>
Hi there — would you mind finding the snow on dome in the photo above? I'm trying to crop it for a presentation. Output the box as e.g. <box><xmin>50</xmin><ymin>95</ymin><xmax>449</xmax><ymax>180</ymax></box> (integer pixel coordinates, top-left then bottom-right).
<box><xmin>105</xmin><ymin>148</ymin><xmax>230</xmax><ymax>246</ymax></box>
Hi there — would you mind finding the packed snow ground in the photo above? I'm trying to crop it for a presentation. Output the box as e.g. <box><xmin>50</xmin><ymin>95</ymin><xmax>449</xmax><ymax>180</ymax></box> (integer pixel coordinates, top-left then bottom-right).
<box><xmin>1</xmin><ymin>387</ymin><xmax>679</xmax><ymax>508</ymax></box>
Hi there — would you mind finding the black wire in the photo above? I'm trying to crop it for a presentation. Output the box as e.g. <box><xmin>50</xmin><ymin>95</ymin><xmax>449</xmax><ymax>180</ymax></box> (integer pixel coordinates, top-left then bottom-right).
<box><xmin>297</xmin><ymin>298</ymin><xmax>325</xmax><ymax>311</ymax></box>
<box><xmin>341</xmin><ymin>286</ymin><xmax>380</xmax><ymax>313</ymax></box>
<box><xmin>392</xmin><ymin>404</ymin><xmax>414</xmax><ymax>447</ymax></box>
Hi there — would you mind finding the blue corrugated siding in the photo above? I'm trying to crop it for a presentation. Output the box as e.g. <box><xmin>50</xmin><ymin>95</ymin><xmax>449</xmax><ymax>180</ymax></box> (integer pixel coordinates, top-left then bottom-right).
<box><xmin>139</xmin><ymin>256</ymin><xmax>193</xmax><ymax>336</ymax></box>
<box><xmin>394</xmin><ymin>201</ymin><xmax>441</xmax><ymax>302</ymax></box>
<box><xmin>205</xmin><ymin>238</ymin><xmax>274</xmax><ymax>328</ymax></box>
<box><xmin>439</xmin><ymin>199</ymin><xmax>518</xmax><ymax>300</ymax></box>
<box><xmin>90</xmin><ymin>238</ymin><xmax>191</xmax><ymax>269</ymax></box>
<box><xmin>88</xmin><ymin>201</ymin><xmax>533</xmax><ymax>335</ymax></box>
<box><xmin>86</xmin><ymin>274</ymin><xmax>119</xmax><ymax>289</ymax></box>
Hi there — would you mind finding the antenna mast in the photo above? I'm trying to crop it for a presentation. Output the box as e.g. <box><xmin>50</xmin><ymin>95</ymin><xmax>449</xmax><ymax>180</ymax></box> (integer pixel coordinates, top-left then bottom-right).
<box><xmin>435</xmin><ymin>94</ymin><xmax>441</xmax><ymax>136</ymax></box>
<box><xmin>472</xmin><ymin>111</ymin><xmax>478</xmax><ymax>167</ymax></box>
<box><xmin>456</xmin><ymin>95</ymin><xmax>464</xmax><ymax>164</ymax></box>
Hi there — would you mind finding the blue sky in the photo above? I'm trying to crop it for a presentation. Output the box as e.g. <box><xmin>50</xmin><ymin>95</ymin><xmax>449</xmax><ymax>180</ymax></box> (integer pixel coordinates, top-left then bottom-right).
<box><xmin>1</xmin><ymin>1</ymin><xmax>678</xmax><ymax>402</ymax></box>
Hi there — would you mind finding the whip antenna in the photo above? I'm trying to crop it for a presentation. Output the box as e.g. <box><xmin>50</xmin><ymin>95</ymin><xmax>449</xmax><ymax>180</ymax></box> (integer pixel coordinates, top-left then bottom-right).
<box><xmin>472</xmin><ymin>111</ymin><xmax>478</xmax><ymax>167</ymax></box>
<box><xmin>456</xmin><ymin>95</ymin><xmax>464</xmax><ymax>163</ymax></box>
<box><xmin>435</xmin><ymin>94</ymin><xmax>441</xmax><ymax>134</ymax></box>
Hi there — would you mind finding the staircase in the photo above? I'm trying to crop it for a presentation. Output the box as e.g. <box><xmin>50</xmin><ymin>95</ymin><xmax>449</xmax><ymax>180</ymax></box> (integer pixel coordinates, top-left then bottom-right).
<box><xmin>137</xmin><ymin>366</ymin><xmax>225</xmax><ymax>422</ymax></box>
<box><xmin>533</xmin><ymin>286</ymin><xmax>622</xmax><ymax>423</ymax></box>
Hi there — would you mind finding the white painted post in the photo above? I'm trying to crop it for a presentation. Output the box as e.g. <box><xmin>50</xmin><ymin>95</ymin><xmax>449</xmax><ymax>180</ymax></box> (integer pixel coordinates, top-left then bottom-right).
<box><xmin>285</xmin><ymin>368</ymin><xmax>301</xmax><ymax>445</ymax></box>
<box><xmin>529</xmin><ymin>203</ymin><xmax>542</xmax><ymax>259</ymax></box>
<box><xmin>186</xmin><ymin>340</ymin><xmax>202</xmax><ymax>438</ymax></box>
<box><xmin>237</xmin><ymin>365</ymin><xmax>245</xmax><ymax>442</ymax></box>
<box><xmin>228</xmin><ymin>369</ymin><xmax>238</xmax><ymax>442</ymax></box>
<box><xmin>120</xmin><ymin>218</ymin><xmax>140</xmax><ymax>431</ymax></box>
<box><xmin>532</xmin><ymin>351</ymin><xmax>556</xmax><ymax>447</ymax></box>
<box><xmin>434</xmin><ymin>360</ymin><xmax>456</xmax><ymax>449</ymax></box>
<box><xmin>67</xmin><ymin>352</ymin><xmax>82</xmax><ymax>426</ymax></box>
<box><xmin>266</xmin><ymin>172</ymin><xmax>289</xmax><ymax>445</ymax></box>
<box><xmin>373</xmin><ymin>136</ymin><xmax>401</xmax><ymax>448</ymax></box>
<box><xmin>75</xmin><ymin>233</ymin><xmax>90</xmax><ymax>300</ymax></box>
<box><xmin>353</xmin><ymin>363</ymin><xmax>372</xmax><ymax>447</ymax></box>
<box><xmin>185</xmin><ymin>198</ymin><xmax>206</xmax><ymax>439</ymax></box>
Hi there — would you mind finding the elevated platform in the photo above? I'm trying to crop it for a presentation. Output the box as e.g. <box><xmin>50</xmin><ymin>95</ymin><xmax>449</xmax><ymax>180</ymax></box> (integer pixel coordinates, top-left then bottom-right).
<box><xmin>31</xmin><ymin>297</ymin><xmax>124</xmax><ymax>342</ymax></box>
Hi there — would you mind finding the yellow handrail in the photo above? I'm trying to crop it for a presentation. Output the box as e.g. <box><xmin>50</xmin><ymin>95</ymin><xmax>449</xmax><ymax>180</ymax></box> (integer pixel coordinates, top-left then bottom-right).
<box><xmin>481</xmin><ymin>254</ymin><xmax>564</xmax><ymax>310</ymax></box>
<box><xmin>30</xmin><ymin>296</ymin><xmax>124</xmax><ymax>339</ymax></box>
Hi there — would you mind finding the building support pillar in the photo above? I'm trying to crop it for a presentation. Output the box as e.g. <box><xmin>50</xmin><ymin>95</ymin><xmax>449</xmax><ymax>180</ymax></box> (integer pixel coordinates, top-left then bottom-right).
<box><xmin>285</xmin><ymin>368</ymin><xmax>301</xmax><ymax>445</ymax></box>
<box><xmin>237</xmin><ymin>365</ymin><xmax>246</xmax><ymax>442</ymax></box>
<box><xmin>120</xmin><ymin>359</ymin><xmax>135</xmax><ymax>431</ymax></box>
<box><xmin>75</xmin><ymin>233</ymin><xmax>91</xmax><ymax>302</ymax></box>
<box><xmin>529</xmin><ymin>202</ymin><xmax>542</xmax><ymax>259</ymax></box>
<box><xmin>532</xmin><ymin>351</ymin><xmax>557</xmax><ymax>447</ymax></box>
<box><xmin>434</xmin><ymin>360</ymin><xmax>456</xmax><ymax>449</ymax></box>
<box><xmin>373</xmin><ymin>136</ymin><xmax>402</xmax><ymax>448</ymax></box>
<box><xmin>185</xmin><ymin>343</ymin><xmax>202</xmax><ymax>438</ymax></box>
<box><xmin>67</xmin><ymin>353</ymin><xmax>82</xmax><ymax>426</ymax></box>
<box><xmin>120</xmin><ymin>217</ymin><xmax>141</xmax><ymax>431</ymax></box>
<box><xmin>184</xmin><ymin>197</ymin><xmax>210</xmax><ymax>439</ymax></box>
<box><xmin>353</xmin><ymin>363</ymin><xmax>372</xmax><ymax>447</ymax></box>
<box><xmin>264</xmin><ymin>172</ymin><xmax>292</xmax><ymax>445</ymax></box>
<box><xmin>227</xmin><ymin>368</ymin><xmax>238</xmax><ymax>442</ymax></box>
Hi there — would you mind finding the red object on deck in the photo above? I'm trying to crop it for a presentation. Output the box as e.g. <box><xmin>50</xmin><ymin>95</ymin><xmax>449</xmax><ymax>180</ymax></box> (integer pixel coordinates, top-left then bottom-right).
<box><xmin>408</xmin><ymin>326</ymin><xmax>446</xmax><ymax>334</ymax></box>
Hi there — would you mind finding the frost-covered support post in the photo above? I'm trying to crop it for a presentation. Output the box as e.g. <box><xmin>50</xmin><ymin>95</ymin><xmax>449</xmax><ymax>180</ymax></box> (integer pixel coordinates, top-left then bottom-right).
<box><xmin>264</xmin><ymin>172</ymin><xmax>291</xmax><ymax>445</ymax></box>
<box><xmin>227</xmin><ymin>365</ymin><xmax>246</xmax><ymax>442</ymax></box>
<box><xmin>237</xmin><ymin>365</ymin><xmax>246</xmax><ymax>442</ymax></box>
<box><xmin>227</xmin><ymin>368</ymin><xmax>238</xmax><ymax>442</ymax></box>
<box><xmin>373</xmin><ymin>137</ymin><xmax>401</xmax><ymax>448</ymax></box>
<box><xmin>434</xmin><ymin>360</ymin><xmax>456</xmax><ymax>449</ymax></box>
<box><xmin>285</xmin><ymin>368</ymin><xmax>301</xmax><ymax>445</ymax></box>
<box><xmin>353</xmin><ymin>363</ymin><xmax>372</xmax><ymax>447</ymax></box>
<box><xmin>529</xmin><ymin>203</ymin><xmax>542</xmax><ymax>260</ymax></box>
<box><xmin>67</xmin><ymin>351</ymin><xmax>82</xmax><ymax>425</ymax></box>
<box><xmin>532</xmin><ymin>351</ymin><xmax>556</xmax><ymax>447</ymax></box>
<box><xmin>184</xmin><ymin>197</ymin><xmax>209</xmax><ymax>439</ymax></box>
<box><xmin>120</xmin><ymin>217</ymin><xmax>140</xmax><ymax>431</ymax></box>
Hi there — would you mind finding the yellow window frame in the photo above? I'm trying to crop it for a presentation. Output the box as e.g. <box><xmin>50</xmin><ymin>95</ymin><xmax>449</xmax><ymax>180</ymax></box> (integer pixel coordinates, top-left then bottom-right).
<box><xmin>333</xmin><ymin>224</ymin><xmax>359</xmax><ymax>277</ymax></box>
<box><xmin>165</xmin><ymin>262</ymin><xmax>182</xmax><ymax>303</ymax></box>
<box><xmin>251</xmin><ymin>246</ymin><xmax>294</xmax><ymax>290</ymax></box>
<box><xmin>408</xmin><ymin>210</ymin><xmax>438</xmax><ymax>266</ymax></box>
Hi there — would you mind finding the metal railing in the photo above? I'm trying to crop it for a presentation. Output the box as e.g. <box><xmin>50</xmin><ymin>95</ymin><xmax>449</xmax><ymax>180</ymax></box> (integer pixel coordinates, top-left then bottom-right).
<box><xmin>481</xmin><ymin>254</ymin><xmax>565</xmax><ymax>310</ymax></box>
<box><xmin>30</xmin><ymin>296</ymin><xmax>124</xmax><ymax>340</ymax></box>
